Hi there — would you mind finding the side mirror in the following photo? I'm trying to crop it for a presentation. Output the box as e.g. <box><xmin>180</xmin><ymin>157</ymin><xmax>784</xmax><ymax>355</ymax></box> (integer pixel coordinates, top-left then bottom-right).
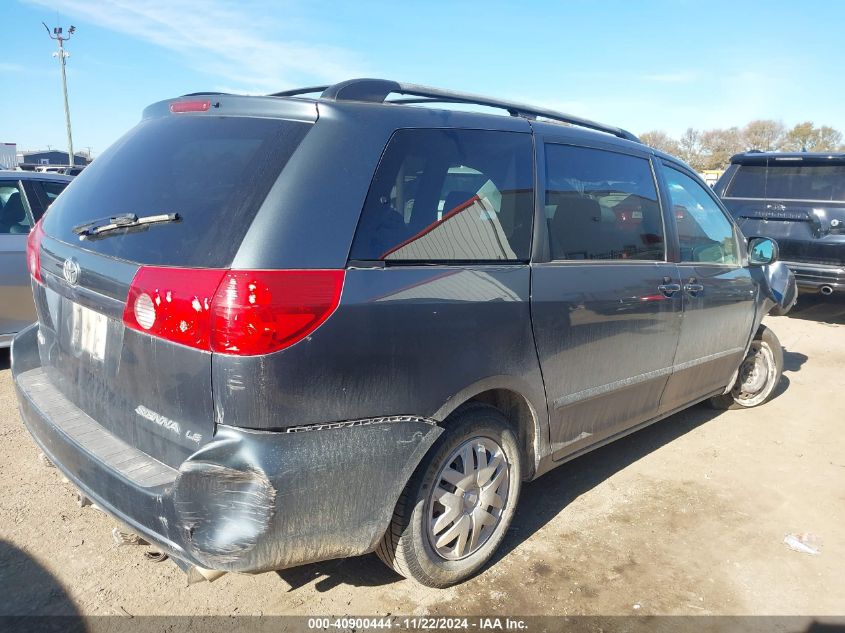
<box><xmin>748</xmin><ymin>237</ymin><xmax>779</xmax><ymax>266</ymax></box>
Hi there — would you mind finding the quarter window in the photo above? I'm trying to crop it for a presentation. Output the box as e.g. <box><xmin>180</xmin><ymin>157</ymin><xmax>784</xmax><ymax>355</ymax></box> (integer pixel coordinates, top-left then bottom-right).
<box><xmin>349</xmin><ymin>129</ymin><xmax>534</xmax><ymax>262</ymax></box>
<box><xmin>664</xmin><ymin>166</ymin><xmax>739</xmax><ymax>265</ymax></box>
<box><xmin>544</xmin><ymin>145</ymin><xmax>664</xmax><ymax>261</ymax></box>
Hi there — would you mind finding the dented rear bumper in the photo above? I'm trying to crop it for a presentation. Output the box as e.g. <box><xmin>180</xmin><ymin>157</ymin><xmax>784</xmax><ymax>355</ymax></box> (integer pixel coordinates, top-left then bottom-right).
<box><xmin>12</xmin><ymin>324</ymin><xmax>442</xmax><ymax>573</ymax></box>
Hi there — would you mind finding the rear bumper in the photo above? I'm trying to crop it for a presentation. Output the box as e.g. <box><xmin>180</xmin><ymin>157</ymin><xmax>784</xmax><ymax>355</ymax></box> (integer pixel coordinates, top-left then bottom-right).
<box><xmin>12</xmin><ymin>324</ymin><xmax>441</xmax><ymax>573</ymax></box>
<box><xmin>782</xmin><ymin>261</ymin><xmax>845</xmax><ymax>291</ymax></box>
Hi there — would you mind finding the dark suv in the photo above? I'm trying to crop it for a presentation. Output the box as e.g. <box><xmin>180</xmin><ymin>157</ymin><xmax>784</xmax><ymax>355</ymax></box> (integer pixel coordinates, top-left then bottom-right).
<box><xmin>716</xmin><ymin>151</ymin><xmax>845</xmax><ymax>295</ymax></box>
<box><xmin>12</xmin><ymin>79</ymin><xmax>795</xmax><ymax>587</ymax></box>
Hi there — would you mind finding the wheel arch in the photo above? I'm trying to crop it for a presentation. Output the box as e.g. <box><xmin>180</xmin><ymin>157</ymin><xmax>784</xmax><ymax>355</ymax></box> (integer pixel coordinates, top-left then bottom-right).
<box><xmin>432</xmin><ymin>378</ymin><xmax>548</xmax><ymax>481</ymax></box>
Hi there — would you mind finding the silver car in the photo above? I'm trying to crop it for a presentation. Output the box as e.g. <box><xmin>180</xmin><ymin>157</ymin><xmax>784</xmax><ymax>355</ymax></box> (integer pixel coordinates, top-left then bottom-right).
<box><xmin>0</xmin><ymin>171</ymin><xmax>71</xmax><ymax>347</ymax></box>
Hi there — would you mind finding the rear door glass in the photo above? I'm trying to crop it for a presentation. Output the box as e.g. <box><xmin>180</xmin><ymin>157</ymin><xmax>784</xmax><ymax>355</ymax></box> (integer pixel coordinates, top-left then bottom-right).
<box><xmin>544</xmin><ymin>144</ymin><xmax>665</xmax><ymax>261</ymax></box>
<box><xmin>0</xmin><ymin>181</ymin><xmax>32</xmax><ymax>234</ymax></box>
<box><xmin>727</xmin><ymin>163</ymin><xmax>845</xmax><ymax>201</ymax></box>
<box><xmin>41</xmin><ymin>116</ymin><xmax>311</xmax><ymax>267</ymax></box>
<box><xmin>26</xmin><ymin>179</ymin><xmax>68</xmax><ymax>221</ymax></box>
<box><xmin>41</xmin><ymin>180</ymin><xmax>68</xmax><ymax>203</ymax></box>
<box><xmin>349</xmin><ymin>129</ymin><xmax>534</xmax><ymax>262</ymax></box>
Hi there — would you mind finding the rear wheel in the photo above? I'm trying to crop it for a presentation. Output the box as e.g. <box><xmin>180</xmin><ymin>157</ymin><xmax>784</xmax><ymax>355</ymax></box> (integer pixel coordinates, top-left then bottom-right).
<box><xmin>710</xmin><ymin>325</ymin><xmax>783</xmax><ymax>409</ymax></box>
<box><xmin>375</xmin><ymin>405</ymin><xmax>521</xmax><ymax>587</ymax></box>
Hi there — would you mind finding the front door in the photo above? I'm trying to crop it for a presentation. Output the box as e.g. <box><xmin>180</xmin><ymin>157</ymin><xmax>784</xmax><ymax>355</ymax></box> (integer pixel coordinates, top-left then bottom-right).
<box><xmin>657</xmin><ymin>164</ymin><xmax>757</xmax><ymax>414</ymax></box>
<box><xmin>531</xmin><ymin>142</ymin><xmax>683</xmax><ymax>459</ymax></box>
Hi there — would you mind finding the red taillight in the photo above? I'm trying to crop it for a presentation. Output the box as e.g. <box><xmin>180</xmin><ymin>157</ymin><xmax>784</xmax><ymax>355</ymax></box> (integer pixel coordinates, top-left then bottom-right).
<box><xmin>123</xmin><ymin>267</ymin><xmax>226</xmax><ymax>351</ymax></box>
<box><xmin>122</xmin><ymin>267</ymin><xmax>345</xmax><ymax>355</ymax></box>
<box><xmin>170</xmin><ymin>100</ymin><xmax>211</xmax><ymax>113</ymax></box>
<box><xmin>211</xmin><ymin>270</ymin><xmax>345</xmax><ymax>355</ymax></box>
<box><xmin>27</xmin><ymin>219</ymin><xmax>45</xmax><ymax>283</ymax></box>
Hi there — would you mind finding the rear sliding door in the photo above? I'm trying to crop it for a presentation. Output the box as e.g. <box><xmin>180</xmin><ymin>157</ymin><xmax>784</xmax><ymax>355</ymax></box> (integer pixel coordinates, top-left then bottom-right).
<box><xmin>530</xmin><ymin>142</ymin><xmax>683</xmax><ymax>459</ymax></box>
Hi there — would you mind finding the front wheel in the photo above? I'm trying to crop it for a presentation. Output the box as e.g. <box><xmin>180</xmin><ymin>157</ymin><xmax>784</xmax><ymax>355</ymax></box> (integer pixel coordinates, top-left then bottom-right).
<box><xmin>375</xmin><ymin>405</ymin><xmax>522</xmax><ymax>587</ymax></box>
<box><xmin>710</xmin><ymin>325</ymin><xmax>783</xmax><ymax>409</ymax></box>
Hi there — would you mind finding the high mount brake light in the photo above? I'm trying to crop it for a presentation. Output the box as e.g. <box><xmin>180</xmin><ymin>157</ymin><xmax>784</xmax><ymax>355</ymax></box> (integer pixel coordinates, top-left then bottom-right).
<box><xmin>170</xmin><ymin>100</ymin><xmax>211</xmax><ymax>113</ymax></box>
<box><xmin>27</xmin><ymin>219</ymin><xmax>45</xmax><ymax>283</ymax></box>
<box><xmin>122</xmin><ymin>268</ymin><xmax>345</xmax><ymax>355</ymax></box>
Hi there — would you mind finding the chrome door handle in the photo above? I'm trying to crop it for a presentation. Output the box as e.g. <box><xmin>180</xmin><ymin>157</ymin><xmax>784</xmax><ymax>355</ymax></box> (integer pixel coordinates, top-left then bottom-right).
<box><xmin>658</xmin><ymin>283</ymin><xmax>681</xmax><ymax>297</ymax></box>
<box><xmin>684</xmin><ymin>280</ymin><xmax>704</xmax><ymax>294</ymax></box>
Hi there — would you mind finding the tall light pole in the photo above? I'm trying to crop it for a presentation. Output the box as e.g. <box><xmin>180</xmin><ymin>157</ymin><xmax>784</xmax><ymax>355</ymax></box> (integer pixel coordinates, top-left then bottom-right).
<box><xmin>43</xmin><ymin>23</ymin><xmax>76</xmax><ymax>168</ymax></box>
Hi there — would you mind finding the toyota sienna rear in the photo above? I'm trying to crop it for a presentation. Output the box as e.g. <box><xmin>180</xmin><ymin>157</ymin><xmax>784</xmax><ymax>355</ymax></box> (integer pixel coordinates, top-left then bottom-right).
<box><xmin>12</xmin><ymin>79</ymin><xmax>795</xmax><ymax>587</ymax></box>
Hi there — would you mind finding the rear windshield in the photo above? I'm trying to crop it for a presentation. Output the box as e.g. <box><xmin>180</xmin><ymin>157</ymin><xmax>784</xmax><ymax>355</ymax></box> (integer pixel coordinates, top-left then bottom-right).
<box><xmin>726</xmin><ymin>163</ymin><xmax>845</xmax><ymax>201</ymax></box>
<box><xmin>42</xmin><ymin>116</ymin><xmax>311</xmax><ymax>267</ymax></box>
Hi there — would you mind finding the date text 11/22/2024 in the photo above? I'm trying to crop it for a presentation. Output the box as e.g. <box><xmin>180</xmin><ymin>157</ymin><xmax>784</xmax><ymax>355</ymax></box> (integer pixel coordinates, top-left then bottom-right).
<box><xmin>306</xmin><ymin>617</ymin><xmax>528</xmax><ymax>630</ymax></box>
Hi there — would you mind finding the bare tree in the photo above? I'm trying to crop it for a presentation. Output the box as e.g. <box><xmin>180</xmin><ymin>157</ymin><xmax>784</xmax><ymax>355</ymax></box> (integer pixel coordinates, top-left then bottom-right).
<box><xmin>743</xmin><ymin>120</ymin><xmax>785</xmax><ymax>151</ymax></box>
<box><xmin>639</xmin><ymin>130</ymin><xmax>681</xmax><ymax>156</ymax></box>
<box><xmin>815</xmin><ymin>126</ymin><xmax>843</xmax><ymax>152</ymax></box>
<box><xmin>677</xmin><ymin>128</ymin><xmax>705</xmax><ymax>171</ymax></box>
<box><xmin>699</xmin><ymin>127</ymin><xmax>744</xmax><ymax>170</ymax></box>
<box><xmin>782</xmin><ymin>122</ymin><xmax>844</xmax><ymax>151</ymax></box>
<box><xmin>632</xmin><ymin>121</ymin><xmax>843</xmax><ymax>170</ymax></box>
<box><xmin>783</xmin><ymin>121</ymin><xmax>819</xmax><ymax>151</ymax></box>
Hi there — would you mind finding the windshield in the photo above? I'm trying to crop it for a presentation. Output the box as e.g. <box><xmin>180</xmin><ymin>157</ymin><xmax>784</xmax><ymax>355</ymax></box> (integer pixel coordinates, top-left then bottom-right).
<box><xmin>42</xmin><ymin>115</ymin><xmax>311</xmax><ymax>267</ymax></box>
<box><xmin>726</xmin><ymin>163</ymin><xmax>845</xmax><ymax>202</ymax></box>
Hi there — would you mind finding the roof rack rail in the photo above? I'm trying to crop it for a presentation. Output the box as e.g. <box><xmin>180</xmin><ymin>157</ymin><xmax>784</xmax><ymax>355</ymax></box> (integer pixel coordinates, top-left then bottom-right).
<box><xmin>268</xmin><ymin>86</ymin><xmax>330</xmax><ymax>98</ymax></box>
<box><xmin>269</xmin><ymin>78</ymin><xmax>639</xmax><ymax>142</ymax></box>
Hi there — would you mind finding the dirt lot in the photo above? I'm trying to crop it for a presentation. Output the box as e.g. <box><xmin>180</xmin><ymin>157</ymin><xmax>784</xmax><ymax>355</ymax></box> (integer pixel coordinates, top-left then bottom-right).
<box><xmin>1</xmin><ymin>296</ymin><xmax>843</xmax><ymax>620</ymax></box>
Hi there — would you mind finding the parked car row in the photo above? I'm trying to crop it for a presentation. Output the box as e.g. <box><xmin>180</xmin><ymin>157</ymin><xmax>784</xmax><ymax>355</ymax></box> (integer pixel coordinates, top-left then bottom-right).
<box><xmin>5</xmin><ymin>79</ymin><xmax>815</xmax><ymax>589</ymax></box>
<box><xmin>34</xmin><ymin>165</ymin><xmax>86</xmax><ymax>176</ymax></box>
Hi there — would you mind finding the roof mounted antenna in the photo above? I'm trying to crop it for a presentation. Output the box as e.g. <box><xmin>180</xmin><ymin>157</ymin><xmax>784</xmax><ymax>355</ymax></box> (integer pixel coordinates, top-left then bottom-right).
<box><xmin>268</xmin><ymin>78</ymin><xmax>640</xmax><ymax>143</ymax></box>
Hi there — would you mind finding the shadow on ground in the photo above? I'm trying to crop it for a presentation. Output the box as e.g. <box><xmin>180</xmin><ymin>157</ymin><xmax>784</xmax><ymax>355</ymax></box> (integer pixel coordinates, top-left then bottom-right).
<box><xmin>0</xmin><ymin>540</ymin><xmax>84</xmax><ymax>631</ymax></box>
<box><xmin>784</xmin><ymin>294</ymin><xmax>845</xmax><ymax>324</ymax></box>
<box><xmin>0</xmin><ymin>349</ymin><xmax>9</xmax><ymax>372</ymax></box>
<box><xmin>782</xmin><ymin>348</ymin><xmax>808</xmax><ymax>373</ymax></box>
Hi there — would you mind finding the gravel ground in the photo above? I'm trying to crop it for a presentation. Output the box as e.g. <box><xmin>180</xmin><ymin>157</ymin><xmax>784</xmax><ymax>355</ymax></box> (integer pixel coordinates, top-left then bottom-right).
<box><xmin>0</xmin><ymin>295</ymin><xmax>843</xmax><ymax>621</ymax></box>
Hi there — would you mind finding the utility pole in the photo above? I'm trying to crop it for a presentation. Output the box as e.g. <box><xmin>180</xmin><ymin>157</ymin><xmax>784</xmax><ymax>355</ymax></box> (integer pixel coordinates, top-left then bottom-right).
<box><xmin>43</xmin><ymin>22</ymin><xmax>76</xmax><ymax>168</ymax></box>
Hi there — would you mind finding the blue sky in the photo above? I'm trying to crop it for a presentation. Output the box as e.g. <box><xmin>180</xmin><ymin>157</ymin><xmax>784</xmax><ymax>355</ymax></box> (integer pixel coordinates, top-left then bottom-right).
<box><xmin>3</xmin><ymin>0</ymin><xmax>845</xmax><ymax>156</ymax></box>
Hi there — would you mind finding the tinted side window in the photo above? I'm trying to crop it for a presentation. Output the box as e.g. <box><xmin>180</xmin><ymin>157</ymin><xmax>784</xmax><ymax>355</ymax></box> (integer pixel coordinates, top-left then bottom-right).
<box><xmin>0</xmin><ymin>181</ymin><xmax>31</xmax><ymax>234</ymax></box>
<box><xmin>349</xmin><ymin>129</ymin><xmax>534</xmax><ymax>262</ymax></box>
<box><xmin>26</xmin><ymin>180</ymin><xmax>68</xmax><ymax>221</ymax></box>
<box><xmin>41</xmin><ymin>180</ymin><xmax>68</xmax><ymax>202</ymax></box>
<box><xmin>544</xmin><ymin>145</ymin><xmax>664</xmax><ymax>261</ymax></box>
<box><xmin>665</xmin><ymin>167</ymin><xmax>739</xmax><ymax>265</ymax></box>
<box><xmin>725</xmin><ymin>165</ymin><xmax>766</xmax><ymax>198</ymax></box>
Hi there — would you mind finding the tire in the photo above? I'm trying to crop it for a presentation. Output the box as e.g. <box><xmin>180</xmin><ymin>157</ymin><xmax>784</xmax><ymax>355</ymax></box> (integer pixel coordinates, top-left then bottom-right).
<box><xmin>375</xmin><ymin>405</ymin><xmax>522</xmax><ymax>587</ymax></box>
<box><xmin>709</xmin><ymin>325</ymin><xmax>784</xmax><ymax>410</ymax></box>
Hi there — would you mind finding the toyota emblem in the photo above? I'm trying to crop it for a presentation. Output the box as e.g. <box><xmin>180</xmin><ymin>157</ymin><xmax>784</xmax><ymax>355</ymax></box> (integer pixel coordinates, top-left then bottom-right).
<box><xmin>62</xmin><ymin>258</ymin><xmax>81</xmax><ymax>286</ymax></box>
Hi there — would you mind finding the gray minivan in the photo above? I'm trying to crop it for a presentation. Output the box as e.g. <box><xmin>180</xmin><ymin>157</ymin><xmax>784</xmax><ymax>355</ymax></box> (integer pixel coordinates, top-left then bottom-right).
<box><xmin>12</xmin><ymin>79</ymin><xmax>795</xmax><ymax>587</ymax></box>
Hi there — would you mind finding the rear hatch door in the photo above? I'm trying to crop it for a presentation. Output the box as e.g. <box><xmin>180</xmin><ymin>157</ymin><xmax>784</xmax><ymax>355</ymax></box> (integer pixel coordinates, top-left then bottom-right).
<box><xmin>32</xmin><ymin>98</ymin><xmax>314</xmax><ymax>467</ymax></box>
<box><xmin>722</xmin><ymin>155</ymin><xmax>845</xmax><ymax>265</ymax></box>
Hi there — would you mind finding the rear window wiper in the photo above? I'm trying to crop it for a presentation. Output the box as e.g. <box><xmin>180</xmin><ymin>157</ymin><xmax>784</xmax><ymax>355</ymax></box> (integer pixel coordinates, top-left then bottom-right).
<box><xmin>72</xmin><ymin>213</ymin><xmax>181</xmax><ymax>238</ymax></box>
